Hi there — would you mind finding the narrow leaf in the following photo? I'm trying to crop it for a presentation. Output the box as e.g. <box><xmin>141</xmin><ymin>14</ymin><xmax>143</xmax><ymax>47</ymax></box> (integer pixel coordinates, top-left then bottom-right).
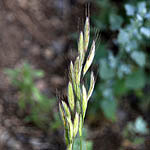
<box><xmin>83</xmin><ymin>40</ymin><xmax>95</xmax><ymax>76</ymax></box>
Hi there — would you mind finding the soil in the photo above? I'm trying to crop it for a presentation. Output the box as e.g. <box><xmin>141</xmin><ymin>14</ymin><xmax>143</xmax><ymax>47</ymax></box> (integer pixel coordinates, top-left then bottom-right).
<box><xmin>0</xmin><ymin>0</ymin><xmax>78</xmax><ymax>149</ymax></box>
<box><xmin>0</xmin><ymin>0</ymin><xmax>149</xmax><ymax>150</ymax></box>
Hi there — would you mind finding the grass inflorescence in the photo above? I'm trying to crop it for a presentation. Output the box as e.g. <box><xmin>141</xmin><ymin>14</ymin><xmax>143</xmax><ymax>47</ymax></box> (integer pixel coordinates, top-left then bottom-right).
<box><xmin>59</xmin><ymin>16</ymin><xmax>96</xmax><ymax>150</ymax></box>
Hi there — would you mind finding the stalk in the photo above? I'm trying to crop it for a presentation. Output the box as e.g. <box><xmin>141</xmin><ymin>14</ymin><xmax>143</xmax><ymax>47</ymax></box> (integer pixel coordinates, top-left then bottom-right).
<box><xmin>67</xmin><ymin>143</ymin><xmax>73</xmax><ymax>150</ymax></box>
<box><xmin>59</xmin><ymin>16</ymin><xmax>96</xmax><ymax>150</ymax></box>
<box><xmin>80</xmin><ymin>136</ymin><xmax>82</xmax><ymax>150</ymax></box>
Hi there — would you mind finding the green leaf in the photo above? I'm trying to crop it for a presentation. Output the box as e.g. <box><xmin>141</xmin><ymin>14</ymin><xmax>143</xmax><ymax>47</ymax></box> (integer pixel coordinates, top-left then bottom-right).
<box><xmin>118</xmin><ymin>29</ymin><xmax>130</xmax><ymax>46</ymax></box>
<box><xmin>113</xmin><ymin>79</ymin><xmax>128</xmax><ymax>96</ymax></box>
<box><xmin>125</xmin><ymin>70</ymin><xmax>146</xmax><ymax>89</ymax></box>
<box><xmin>140</xmin><ymin>27</ymin><xmax>150</xmax><ymax>38</ymax></box>
<box><xmin>133</xmin><ymin>137</ymin><xmax>145</xmax><ymax>145</ymax></box>
<box><xmin>109</xmin><ymin>14</ymin><xmax>123</xmax><ymax>31</ymax></box>
<box><xmin>4</xmin><ymin>68</ymin><xmax>20</xmax><ymax>86</ymax></box>
<box><xmin>125</xmin><ymin>40</ymin><xmax>138</xmax><ymax>52</ymax></box>
<box><xmin>4</xmin><ymin>68</ymin><xmax>19</xmax><ymax>78</ymax></box>
<box><xmin>125</xmin><ymin>4</ymin><xmax>135</xmax><ymax>16</ymax></box>
<box><xmin>138</xmin><ymin>2</ymin><xmax>147</xmax><ymax>14</ymax></box>
<box><xmin>86</xmin><ymin>141</ymin><xmax>93</xmax><ymax>150</ymax></box>
<box><xmin>33</xmin><ymin>70</ymin><xmax>44</xmax><ymax>78</ymax></box>
<box><xmin>18</xmin><ymin>97</ymin><xmax>26</xmax><ymax>109</ymax></box>
<box><xmin>134</xmin><ymin>117</ymin><xmax>148</xmax><ymax>134</ymax></box>
<box><xmin>94</xmin><ymin>43</ymin><xmax>108</xmax><ymax>61</ymax></box>
<box><xmin>131</xmin><ymin>51</ymin><xmax>146</xmax><ymax>67</ymax></box>
<box><xmin>99</xmin><ymin>59</ymin><xmax>115</xmax><ymax>80</ymax></box>
<box><xmin>73</xmin><ymin>127</ymin><xmax>93</xmax><ymax>150</ymax></box>
<box><xmin>100</xmin><ymin>99</ymin><xmax>117</xmax><ymax>122</ymax></box>
<box><xmin>32</xmin><ymin>87</ymin><xmax>43</xmax><ymax>102</ymax></box>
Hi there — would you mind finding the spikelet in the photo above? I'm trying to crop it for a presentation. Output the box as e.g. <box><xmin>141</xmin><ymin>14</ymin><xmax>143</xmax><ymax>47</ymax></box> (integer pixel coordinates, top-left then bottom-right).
<box><xmin>87</xmin><ymin>72</ymin><xmax>95</xmax><ymax>101</ymax></box>
<box><xmin>84</xmin><ymin>17</ymin><xmax>90</xmax><ymax>52</ymax></box>
<box><xmin>82</xmin><ymin>84</ymin><xmax>88</xmax><ymax>120</ymax></box>
<box><xmin>73</xmin><ymin>112</ymin><xmax>79</xmax><ymax>138</ymax></box>
<box><xmin>68</xmin><ymin>82</ymin><xmax>75</xmax><ymax>112</ymax></box>
<box><xmin>62</xmin><ymin>101</ymin><xmax>71</xmax><ymax>120</ymax></box>
<box><xmin>83</xmin><ymin>40</ymin><xmax>95</xmax><ymax>76</ymax></box>
<box><xmin>78</xmin><ymin>32</ymin><xmax>84</xmax><ymax>58</ymax></box>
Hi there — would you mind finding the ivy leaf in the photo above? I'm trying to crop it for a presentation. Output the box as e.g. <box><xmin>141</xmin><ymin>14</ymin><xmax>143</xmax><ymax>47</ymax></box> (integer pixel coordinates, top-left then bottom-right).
<box><xmin>125</xmin><ymin>40</ymin><xmax>138</xmax><ymax>52</ymax></box>
<box><xmin>118</xmin><ymin>30</ymin><xmax>130</xmax><ymax>46</ymax></box>
<box><xmin>100</xmin><ymin>98</ymin><xmax>117</xmax><ymax>122</ymax></box>
<box><xmin>140</xmin><ymin>27</ymin><xmax>150</xmax><ymax>38</ymax></box>
<box><xmin>131</xmin><ymin>51</ymin><xmax>146</xmax><ymax>67</ymax></box>
<box><xmin>125</xmin><ymin>4</ymin><xmax>135</xmax><ymax>16</ymax></box>
<box><xmin>125</xmin><ymin>70</ymin><xmax>146</xmax><ymax>89</ymax></box>
<box><xmin>99</xmin><ymin>59</ymin><xmax>115</xmax><ymax>80</ymax></box>
<box><xmin>109</xmin><ymin>14</ymin><xmax>123</xmax><ymax>31</ymax></box>
<box><xmin>138</xmin><ymin>2</ymin><xmax>147</xmax><ymax>14</ymax></box>
<box><xmin>113</xmin><ymin>79</ymin><xmax>128</xmax><ymax>96</ymax></box>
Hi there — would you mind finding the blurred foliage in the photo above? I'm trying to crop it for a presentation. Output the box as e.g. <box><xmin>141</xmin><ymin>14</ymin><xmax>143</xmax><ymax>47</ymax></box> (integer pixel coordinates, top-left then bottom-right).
<box><xmin>89</xmin><ymin>0</ymin><xmax>150</xmax><ymax>121</ymax></box>
<box><xmin>73</xmin><ymin>127</ymin><xmax>93</xmax><ymax>150</ymax></box>
<box><xmin>5</xmin><ymin>62</ymin><xmax>61</xmax><ymax>130</ymax></box>
<box><xmin>123</xmin><ymin>116</ymin><xmax>149</xmax><ymax>145</ymax></box>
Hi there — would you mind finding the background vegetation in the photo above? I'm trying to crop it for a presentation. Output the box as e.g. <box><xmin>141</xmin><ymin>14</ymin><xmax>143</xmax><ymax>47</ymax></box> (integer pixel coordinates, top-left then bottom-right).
<box><xmin>0</xmin><ymin>0</ymin><xmax>150</xmax><ymax>150</ymax></box>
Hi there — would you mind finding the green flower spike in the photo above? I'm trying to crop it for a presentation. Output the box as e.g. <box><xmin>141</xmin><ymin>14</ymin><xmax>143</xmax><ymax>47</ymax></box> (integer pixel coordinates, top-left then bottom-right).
<box><xmin>59</xmin><ymin>16</ymin><xmax>96</xmax><ymax>150</ymax></box>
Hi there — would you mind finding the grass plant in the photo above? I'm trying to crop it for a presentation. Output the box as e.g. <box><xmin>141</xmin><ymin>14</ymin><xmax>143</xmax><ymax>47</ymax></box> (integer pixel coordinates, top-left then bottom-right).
<box><xmin>5</xmin><ymin>63</ymin><xmax>61</xmax><ymax>130</ymax></box>
<box><xmin>59</xmin><ymin>16</ymin><xmax>96</xmax><ymax>150</ymax></box>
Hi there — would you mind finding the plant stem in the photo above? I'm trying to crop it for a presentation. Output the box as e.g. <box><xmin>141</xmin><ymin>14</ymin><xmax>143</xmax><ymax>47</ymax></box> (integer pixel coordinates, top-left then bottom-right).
<box><xmin>67</xmin><ymin>143</ymin><xmax>73</xmax><ymax>150</ymax></box>
<box><xmin>80</xmin><ymin>135</ymin><xmax>82</xmax><ymax>150</ymax></box>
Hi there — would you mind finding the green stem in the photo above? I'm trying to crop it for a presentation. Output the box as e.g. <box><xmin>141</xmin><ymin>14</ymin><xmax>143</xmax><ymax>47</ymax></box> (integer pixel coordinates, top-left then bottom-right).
<box><xmin>80</xmin><ymin>135</ymin><xmax>82</xmax><ymax>150</ymax></box>
<box><xmin>79</xmin><ymin>117</ymin><xmax>84</xmax><ymax>150</ymax></box>
<box><xmin>67</xmin><ymin>143</ymin><xmax>73</xmax><ymax>150</ymax></box>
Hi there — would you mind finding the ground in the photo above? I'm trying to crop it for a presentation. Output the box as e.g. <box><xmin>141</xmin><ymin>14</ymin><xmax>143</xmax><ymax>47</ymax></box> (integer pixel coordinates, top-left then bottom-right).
<box><xmin>0</xmin><ymin>1</ymin><xmax>149</xmax><ymax>150</ymax></box>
